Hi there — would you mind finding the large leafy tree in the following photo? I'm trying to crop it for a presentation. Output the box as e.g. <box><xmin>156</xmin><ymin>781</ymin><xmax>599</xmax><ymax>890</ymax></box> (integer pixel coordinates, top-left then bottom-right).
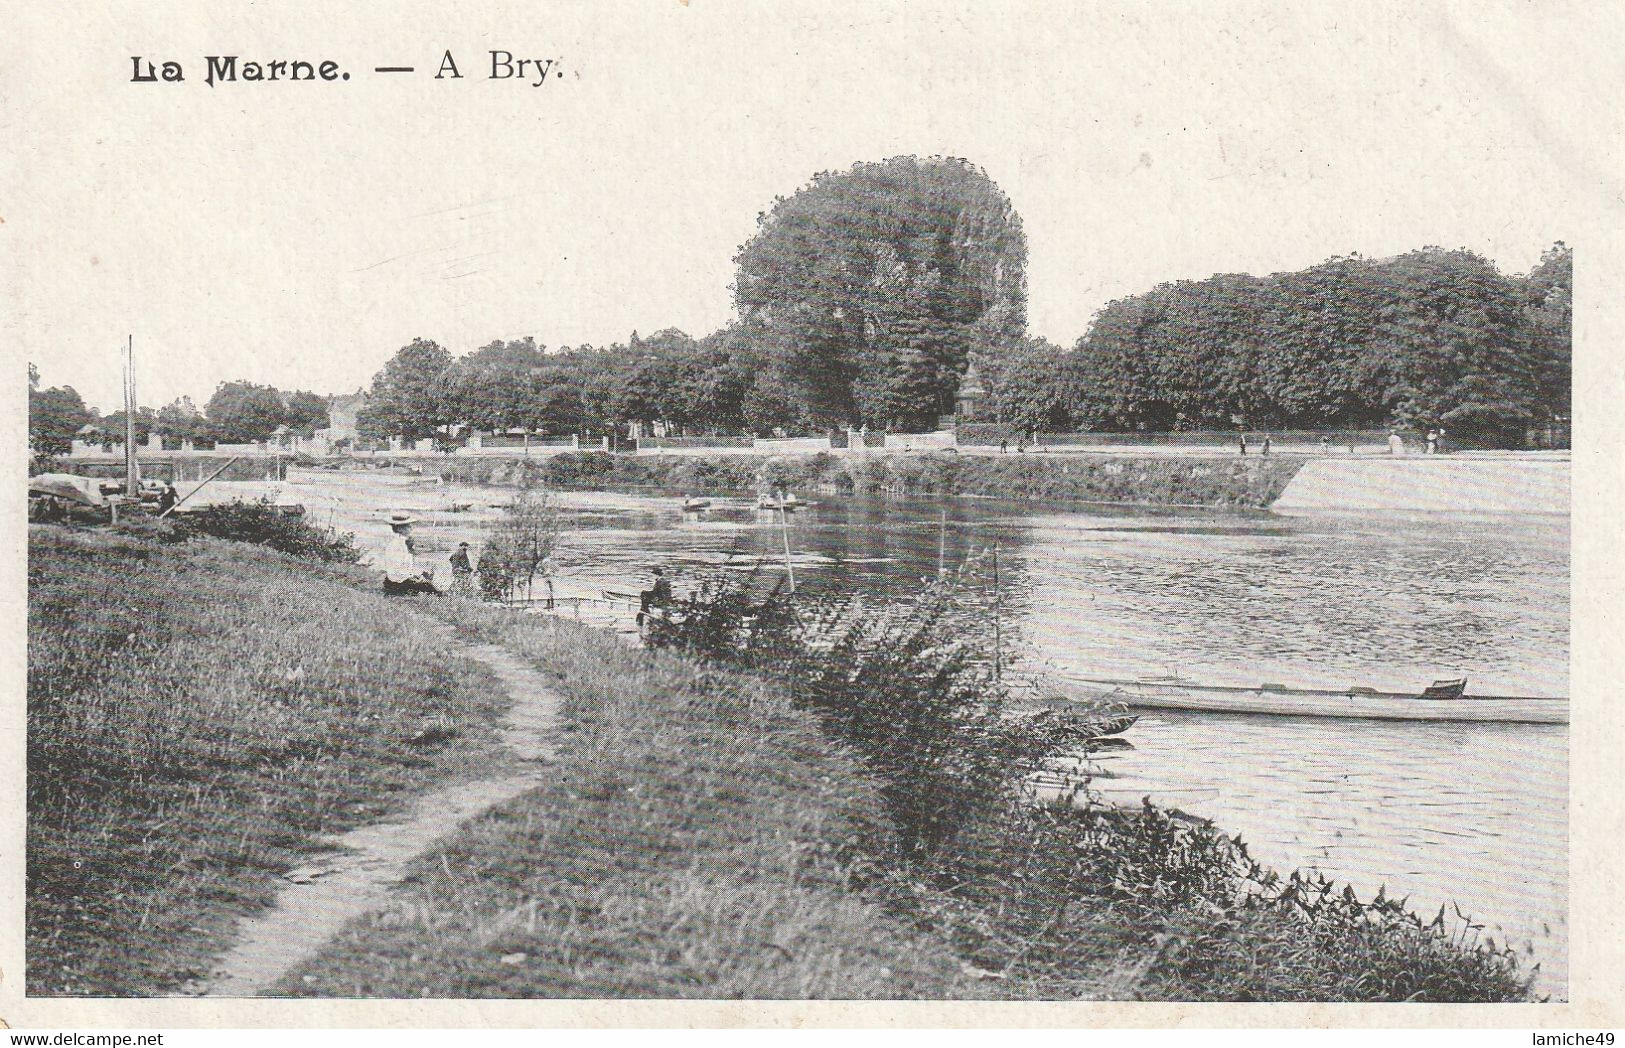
<box><xmin>440</xmin><ymin>337</ymin><xmax>548</xmax><ymax>432</ymax></box>
<box><xmin>29</xmin><ymin>368</ymin><xmax>92</xmax><ymax>456</ymax></box>
<box><xmin>991</xmin><ymin>338</ymin><xmax>1095</xmax><ymax>433</ymax></box>
<box><xmin>205</xmin><ymin>381</ymin><xmax>289</xmax><ymax>443</ymax></box>
<box><xmin>362</xmin><ymin>338</ymin><xmax>454</xmax><ymax>439</ymax></box>
<box><xmin>733</xmin><ymin>156</ymin><xmax>1027</xmax><ymax>429</ymax></box>
<box><xmin>155</xmin><ymin>396</ymin><xmax>207</xmax><ymax>442</ymax></box>
<box><xmin>1519</xmin><ymin>242</ymin><xmax>1572</xmax><ymax>420</ymax></box>
<box><xmin>282</xmin><ymin>390</ymin><xmax>331</xmax><ymax>431</ymax></box>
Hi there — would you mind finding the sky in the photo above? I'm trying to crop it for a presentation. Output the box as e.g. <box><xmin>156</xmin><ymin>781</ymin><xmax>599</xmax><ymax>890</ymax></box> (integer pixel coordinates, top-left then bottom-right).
<box><xmin>8</xmin><ymin>0</ymin><xmax>1617</xmax><ymax>414</ymax></box>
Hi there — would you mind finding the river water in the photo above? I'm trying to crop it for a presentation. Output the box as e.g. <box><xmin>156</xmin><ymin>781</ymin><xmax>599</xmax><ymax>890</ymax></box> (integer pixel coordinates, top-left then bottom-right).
<box><xmin>290</xmin><ymin>471</ymin><xmax>1570</xmax><ymax>996</ymax></box>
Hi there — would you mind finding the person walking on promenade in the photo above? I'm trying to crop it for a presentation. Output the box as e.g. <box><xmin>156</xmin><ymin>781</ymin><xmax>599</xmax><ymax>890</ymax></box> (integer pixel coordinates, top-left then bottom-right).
<box><xmin>1426</xmin><ymin>429</ymin><xmax>1439</xmax><ymax>455</ymax></box>
<box><xmin>999</xmin><ymin>438</ymin><xmax>1008</xmax><ymax>454</ymax></box>
<box><xmin>381</xmin><ymin>513</ymin><xmax>437</xmax><ymax>596</ymax></box>
<box><xmin>1238</xmin><ymin>433</ymin><xmax>1248</xmax><ymax>456</ymax></box>
<box><xmin>449</xmin><ymin>541</ymin><xmax>474</xmax><ymax>596</ymax></box>
<box><xmin>1319</xmin><ymin>436</ymin><xmax>1330</xmax><ymax>455</ymax></box>
<box><xmin>1261</xmin><ymin>434</ymin><xmax>1272</xmax><ymax>457</ymax></box>
<box><xmin>1388</xmin><ymin>430</ymin><xmax>1405</xmax><ymax>456</ymax></box>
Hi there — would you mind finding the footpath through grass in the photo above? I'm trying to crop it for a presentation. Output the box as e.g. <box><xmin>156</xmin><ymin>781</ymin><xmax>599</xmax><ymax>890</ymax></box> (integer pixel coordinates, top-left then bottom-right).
<box><xmin>277</xmin><ymin>600</ymin><xmax>973</xmax><ymax>997</ymax></box>
<box><xmin>26</xmin><ymin>526</ymin><xmax>513</xmax><ymax>995</ymax></box>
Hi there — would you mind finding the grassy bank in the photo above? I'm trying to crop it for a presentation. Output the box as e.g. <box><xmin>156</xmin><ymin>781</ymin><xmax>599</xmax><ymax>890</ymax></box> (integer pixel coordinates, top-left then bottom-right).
<box><xmin>27</xmin><ymin>525</ymin><xmax>1531</xmax><ymax>1001</ymax></box>
<box><xmin>284</xmin><ymin>576</ymin><xmax>1528</xmax><ymax>1002</ymax></box>
<box><xmin>278</xmin><ymin>602</ymin><xmax>973</xmax><ymax>998</ymax></box>
<box><xmin>416</xmin><ymin>450</ymin><xmax>1304</xmax><ymax>508</ymax></box>
<box><xmin>26</xmin><ymin>526</ymin><xmax>513</xmax><ymax>995</ymax></box>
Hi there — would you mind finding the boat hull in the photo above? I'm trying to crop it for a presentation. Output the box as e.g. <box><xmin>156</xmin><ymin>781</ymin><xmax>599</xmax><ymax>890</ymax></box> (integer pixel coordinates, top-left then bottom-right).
<box><xmin>1062</xmin><ymin>678</ymin><xmax>1567</xmax><ymax>725</ymax></box>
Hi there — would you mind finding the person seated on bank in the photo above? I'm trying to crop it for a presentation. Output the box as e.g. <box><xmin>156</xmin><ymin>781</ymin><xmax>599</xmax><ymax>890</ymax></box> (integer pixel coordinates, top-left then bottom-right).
<box><xmin>382</xmin><ymin>512</ymin><xmax>438</xmax><ymax>596</ymax></box>
<box><xmin>637</xmin><ymin>566</ymin><xmax>675</xmax><ymax>630</ymax></box>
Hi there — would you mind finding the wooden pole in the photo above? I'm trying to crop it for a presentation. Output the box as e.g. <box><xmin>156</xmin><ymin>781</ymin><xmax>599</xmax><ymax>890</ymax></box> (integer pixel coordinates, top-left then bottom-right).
<box><xmin>780</xmin><ymin>506</ymin><xmax>796</xmax><ymax>594</ymax></box>
<box><xmin>123</xmin><ymin>335</ymin><xmax>139</xmax><ymax>498</ymax></box>
<box><xmin>938</xmin><ymin>508</ymin><xmax>947</xmax><ymax>577</ymax></box>
<box><xmin>991</xmin><ymin>543</ymin><xmax>1003</xmax><ymax>681</ymax></box>
<box><xmin>159</xmin><ymin>455</ymin><xmax>242</xmax><ymax>518</ymax></box>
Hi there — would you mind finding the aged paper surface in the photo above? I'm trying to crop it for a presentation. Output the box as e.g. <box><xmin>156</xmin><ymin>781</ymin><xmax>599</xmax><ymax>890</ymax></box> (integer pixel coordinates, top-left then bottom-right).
<box><xmin>4</xmin><ymin>0</ymin><xmax>1622</xmax><ymax>1030</ymax></box>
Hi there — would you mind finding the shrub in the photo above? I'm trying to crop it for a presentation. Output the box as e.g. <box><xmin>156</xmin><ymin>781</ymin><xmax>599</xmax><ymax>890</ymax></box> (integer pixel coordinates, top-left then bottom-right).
<box><xmin>649</xmin><ymin>567</ymin><xmax>1533</xmax><ymax>1001</ymax></box>
<box><xmin>477</xmin><ymin>489</ymin><xmax>561</xmax><ymax>601</ymax></box>
<box><xmin>173</xmin><ymin>497</ymin><xmax>362</xmax><ymax>563</ymax></box>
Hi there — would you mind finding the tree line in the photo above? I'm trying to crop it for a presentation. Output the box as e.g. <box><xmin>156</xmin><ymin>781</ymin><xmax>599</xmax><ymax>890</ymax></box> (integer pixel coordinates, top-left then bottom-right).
<box><xmin>30</xmin><ymin>156</ymin><xmax>1572</xmax><ymax>453</ymax></box>
<box><xmin>991</xmin><ymin>244</ymin><xmax>1571</xmax><ymax>444</ymax></box>
<box><xmin>28</xmin><ymin>370</ymin><xmax>332</xmax><ymax>457</ymax></box>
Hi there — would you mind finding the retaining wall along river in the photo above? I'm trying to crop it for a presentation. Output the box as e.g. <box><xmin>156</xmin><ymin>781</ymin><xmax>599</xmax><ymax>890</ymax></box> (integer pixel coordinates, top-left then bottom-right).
<box><xmin>1273</xmin><ymin>455</ymin><xmax>1570</xmax><ymax>514</ymax></box>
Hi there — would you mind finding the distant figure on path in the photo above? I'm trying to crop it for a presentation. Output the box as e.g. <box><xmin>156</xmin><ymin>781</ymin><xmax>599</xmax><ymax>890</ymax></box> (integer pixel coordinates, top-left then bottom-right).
<box><xmin>1426</xmin><ymin>429</ymin><xmax>1439</xmax><ymax>455</ymax></box>
<box><xmin>999</xmin><ymin>438</ymin><xmax>1008</xmax><ymax>454</ymax></box>
<box><xmin>449</xmin><ymin>542</ymin><xmax>474</xmax><ymax>596</ymax></box>
<box><xmin>1261</xmin><ymin>434</ymin><xmax>1272</xmax><ymax>457</ymax></box>
<box><xmin>1387</xmin><ymin>430</ymin><xmax>1405</xmax><ymax>456</ymax></box>
<box><xmin>1319</xmin><ymin>436</ymin><xmax>1330</xmax><ymax>455</ymax></box>
<box><xmin>382</xmin><ymin>513</ymin><xmax>437</xmax><ymax>596</ymax></box>
<box><xmin>1238</xmin><ymin>434</ymin><xmax>1248</xmax><ymax>456</ymax></box>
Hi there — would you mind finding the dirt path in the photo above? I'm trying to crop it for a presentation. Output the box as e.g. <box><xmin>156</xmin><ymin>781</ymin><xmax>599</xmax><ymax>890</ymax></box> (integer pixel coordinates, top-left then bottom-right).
<box><xmin>193</xmin><ymin>634</ymin><xmax>561</xmax><ymax>997</ymax></box>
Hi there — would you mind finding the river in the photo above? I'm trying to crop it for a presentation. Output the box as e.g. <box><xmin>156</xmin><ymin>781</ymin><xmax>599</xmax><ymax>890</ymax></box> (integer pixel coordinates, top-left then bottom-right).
<box><xmin>288</xmin><ymin>470</ymin><xmax>1571</xmax><ymax>997</ymax></box>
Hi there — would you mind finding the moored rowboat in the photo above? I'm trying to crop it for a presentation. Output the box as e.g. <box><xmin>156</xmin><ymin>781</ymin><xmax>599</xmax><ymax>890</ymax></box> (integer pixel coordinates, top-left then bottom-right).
<box><xmin>1058</xmin><ymin>675</ymin><xmax>1567</xmax><ymax>725</ymax></box>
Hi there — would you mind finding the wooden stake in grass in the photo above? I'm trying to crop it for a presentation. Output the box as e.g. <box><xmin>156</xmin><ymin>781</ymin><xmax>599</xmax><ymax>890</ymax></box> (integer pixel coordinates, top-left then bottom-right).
<box><xmin>780</xmin><ymin>506</ymin><xmax>796</xmax><ymax>594</ymax></box>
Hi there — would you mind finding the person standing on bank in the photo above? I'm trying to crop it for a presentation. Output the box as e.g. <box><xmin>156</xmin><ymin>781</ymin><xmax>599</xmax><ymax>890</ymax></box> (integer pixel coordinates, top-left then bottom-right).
<box><xmin>449</xmin><ymin>541</ymin><xmax>474</xmax><ymax>596</ymax></box>
<box><xmin>382</xmin><ymin>513</ymin><xmax>437</xmax><ymax>596</ymax></box>
<box><xmin>1261</xmin><ymin>434</ymin><xmax>1272</xmax><ymax>457</ymax></box>
<box><xmin>1238</xmin><ymin>433</ymin><xmax>1248</xmax><ymax>456</ymax></box>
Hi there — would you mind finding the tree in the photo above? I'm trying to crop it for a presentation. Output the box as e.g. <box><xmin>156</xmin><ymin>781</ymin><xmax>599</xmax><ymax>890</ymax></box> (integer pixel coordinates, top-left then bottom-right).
<box><xmin>991</xmin><ymin>338</ymin><xmax>1093</xmax><ymax>432</ymax></box>
<box><xmin>439</xmin><ymin>337</ymin><xmax>548</xmax><ymax>432</ymax></box>
<box><xmin>1073</xmin><ymin>246</ymin><xmax>1555</xmax><ymax>435</ymax></box>
<box><xmin>733</xmin><ymin>156</ymin><xmax>1027</xmax><ymax>428</ymax></box>
<box><xmin>1519</xmin><ymin>242</ymin><xmax>1571</xmax><ymax>420</ymax></box>
<box><xmin>364</xmin><ymin>338</ymin><xmax>455</xmax><ymax>439</ymax></box>
<box><xmin>29</xmin><ymin>377</ymin><xmax>91</xmax><ymax>456</ymax></box>
<box><xmin>205</xmin><ymin>381</ymin><xmax>290</xmax><ymax>443</ymax></box>
<box><xmin>155</xmin><ymin>396</ymin><xmax>207</xmax><ymax>442</ymax></box>
<box><xmin>283</xmin><ymin>390</ymin><xmax>331</xmax><ymax>431</ymax></box>
<box><xmin>478</xmin><ymin>489</ymin><xmax>561</xmax><ymax>601</ymax></box>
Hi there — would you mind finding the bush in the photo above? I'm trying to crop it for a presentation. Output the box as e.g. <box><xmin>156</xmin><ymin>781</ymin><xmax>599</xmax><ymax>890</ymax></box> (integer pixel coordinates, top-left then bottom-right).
<box><xmin>173</xmin><ymin>498</ymin><xmax>362</xmax><ymax>563</ymax></box>
<box><xmin>649</xmin><ymin>568</ymin><xmax>1533</xmax><ymax>1001</ymax></box>
<box><xmin>477</xmin><ymin>489</ymin><xmax>561</xmax><ymax>601</ymax></box>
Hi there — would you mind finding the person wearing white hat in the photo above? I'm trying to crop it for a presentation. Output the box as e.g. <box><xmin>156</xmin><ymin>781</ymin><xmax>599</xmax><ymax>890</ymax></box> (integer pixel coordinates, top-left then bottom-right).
<box><xmin>382</xmin><ymin>512</ymin><xmax>437</xmax><ymax>595</ymax></box>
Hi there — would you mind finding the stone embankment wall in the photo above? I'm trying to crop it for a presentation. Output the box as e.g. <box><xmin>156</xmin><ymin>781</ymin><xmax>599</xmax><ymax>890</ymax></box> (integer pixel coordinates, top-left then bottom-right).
<box><xmin>1272</xmin><ymin>455</ymin><xmax>1570</xmax><ymax>514</ymax></box>
<box><xmin>428</xmin><ymin>450</ymin><xmax>1306</xmax><ymax>509</ymax></box>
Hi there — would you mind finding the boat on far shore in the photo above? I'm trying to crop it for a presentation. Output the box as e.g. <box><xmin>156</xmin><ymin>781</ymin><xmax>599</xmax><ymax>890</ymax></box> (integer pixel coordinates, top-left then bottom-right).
<box><xmin>1056</xmin><ymin>674</ymin><xmax>1568</xmax><ymax>725</ymax></box>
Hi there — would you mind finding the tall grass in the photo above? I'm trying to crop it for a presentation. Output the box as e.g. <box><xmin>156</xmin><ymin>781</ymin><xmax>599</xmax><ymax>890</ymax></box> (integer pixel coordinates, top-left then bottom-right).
<box><xmin>26</xmin><ymin>526</ymin><xmax>512</xmax><ymax>995</ymax></box>
<box><xmin>278</xmin><ymin>601</ymin><xmax>973</xmax><ymax>998</ymax></box>
<box><xmin>647</xmin><ymin>571</ymin><xmax>1534</xmax><ymax>1002</ymax></box>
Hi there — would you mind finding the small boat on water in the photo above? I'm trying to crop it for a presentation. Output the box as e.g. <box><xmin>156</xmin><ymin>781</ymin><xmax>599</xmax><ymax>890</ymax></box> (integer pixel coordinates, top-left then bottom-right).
<box><xmin>1059</xmin><ymin>674</ymin><xmax>1567</xmax><ymax>725</ymax></box>
<box><xmin>681</xmin><ymin>497</ymin><xmax>712</xmax><ymax>512</ymax></box>
<box><xmin>1090</xmin><ymin>714</ymin><xmax>1140</xmax><ymax>738</ymax></box>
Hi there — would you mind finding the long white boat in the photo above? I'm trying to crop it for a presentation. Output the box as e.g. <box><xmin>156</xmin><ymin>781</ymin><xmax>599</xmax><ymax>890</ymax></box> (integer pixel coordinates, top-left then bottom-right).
<box><xmin>1057</xmin><ymin>674</ymin><xmax>1568</xmax><ymax>725</ymax></box>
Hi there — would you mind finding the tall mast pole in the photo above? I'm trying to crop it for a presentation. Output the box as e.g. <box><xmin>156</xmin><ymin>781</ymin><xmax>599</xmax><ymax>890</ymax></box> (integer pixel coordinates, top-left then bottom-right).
<box><xmin>124</xmin><ymin>335</ymin><xmax>140</xmax><ymax>498</ymax></box>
